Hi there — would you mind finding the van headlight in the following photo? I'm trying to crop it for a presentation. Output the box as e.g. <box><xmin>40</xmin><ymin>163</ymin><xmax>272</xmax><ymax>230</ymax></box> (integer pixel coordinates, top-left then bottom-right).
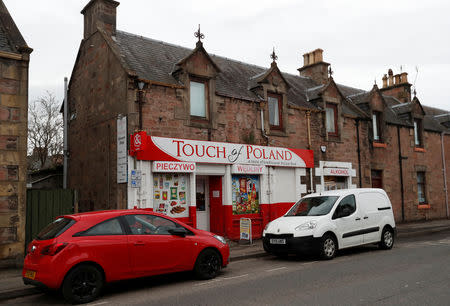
<box><xmin>295</xmin><ymin>221</ymin><xmax>317</xmax><ymax>231</ymax></box>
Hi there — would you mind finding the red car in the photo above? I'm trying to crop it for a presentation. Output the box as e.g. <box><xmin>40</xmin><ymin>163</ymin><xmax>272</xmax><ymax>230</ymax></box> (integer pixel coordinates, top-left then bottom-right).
<box><xmin>23</xmin><ymin>209</ymin><xmax>229</xmax><ymax>304</ymax></box>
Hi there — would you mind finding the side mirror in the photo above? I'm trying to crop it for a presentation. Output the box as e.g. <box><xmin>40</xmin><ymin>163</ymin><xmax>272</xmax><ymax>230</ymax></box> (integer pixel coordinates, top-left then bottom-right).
<box><xmin>168</xmin><ymin>228</ymin><xmax>187</xmax><ymax>237</ymax></box>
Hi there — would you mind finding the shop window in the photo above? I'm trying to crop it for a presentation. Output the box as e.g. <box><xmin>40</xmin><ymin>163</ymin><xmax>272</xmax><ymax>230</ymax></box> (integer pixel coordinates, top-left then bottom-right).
<box><xmin>190</xmin><ymin>79</ymin><xmax>208</xmax><ymax>118</ymax></box>
<box><xmin>196</xmin><ymin>177</ymin><xmax>206</xmax><ymax>212</ymax></box>
<box><xmin>371</xmin><ymin>170</ymin><xmax>383</xmax><ymax>188</ymax></box>
<box><xmin>372</xmin><ymin>112</ymin><xmax>382</xmax><ymax>142</ymax></box>
<box><xmin>416</xmin><ymin>171</ymin><xmax>427</xmax><ymax>204</ymax></box>
<box><xmin>268</xmin><ymin>93</ymin><xmax>282</xmax><ymax>129</ymax></box>
<box><xmin>153</xmin><ymin>173</ymin><xmax>189</xmax><ymax>217</ymax></box>
<box><xmin>326</xmin><ymin>103</ymin><xmax>338</xmax><ymax>136</ymax></box>
<box><xmin>232</xmin><ymin>175</ymin><xmax>260</xmax><ymax>215</ymax></box>
<box><xmin>324</xmin><ymin>176</ymin><xmax>346</xmax><ymax>190</ymax></box>
<box><xmin>414</xmin><ymin>119</ymin><xmax>423</xmax><ymax>147</ymax></box>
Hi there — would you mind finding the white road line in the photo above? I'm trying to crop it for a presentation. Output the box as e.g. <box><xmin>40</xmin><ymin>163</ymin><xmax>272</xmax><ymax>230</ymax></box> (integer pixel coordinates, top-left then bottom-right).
<box><xmin>194</xmin><ymin>279</ymin><xmax>221</xmax><ymax>287</ymax></box>
<box><xmin>265</xmin><ymin>267</ymin><xmax>287</xmax><ymax>272</ymax></box>
<box><xmin>221</xmin><ymin>274</ymin><xmax>249</xmax><ymax>280</ymax></box>
<box><xmin>87</xmin><ymin>301</ymin><xmax>108</xmax><ymax>306</ymax></box>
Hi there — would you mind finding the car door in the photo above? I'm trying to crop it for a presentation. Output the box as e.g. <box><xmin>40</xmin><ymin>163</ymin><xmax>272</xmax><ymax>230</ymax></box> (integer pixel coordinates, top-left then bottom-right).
<box><xmin>123</xmin><ymin>214</ymin><xmax>194</xmax><ymax>277</ymax></box>
<box><xmin>332</xmin><ymin>195</ymin><xmax>363</xmax><ymax>248</ymax></box>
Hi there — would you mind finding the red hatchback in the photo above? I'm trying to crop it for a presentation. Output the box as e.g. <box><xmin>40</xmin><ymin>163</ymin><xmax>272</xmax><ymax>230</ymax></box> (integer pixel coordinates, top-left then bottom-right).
<box><xmin>23</xmin><ymin>209</ymin><xmax>229</xmax><ymax>304</ymax></box>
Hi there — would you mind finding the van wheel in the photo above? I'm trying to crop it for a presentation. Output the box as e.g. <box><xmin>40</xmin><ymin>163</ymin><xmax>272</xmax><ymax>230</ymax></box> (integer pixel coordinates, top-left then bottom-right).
<box><xmin>379</xmin><ymin>227</ymin><xmax>394</xmax><ymax>250</ymax></box>
<box><xmin>194</xmin><ymin>249</ymin><xmax>221</xmax><ymax>280</ymax></box>
<box><xmin>320</xmin><ymin>234</ymin><xmax>337</xmax><ymax>260</ymax></box>
<box><xmin>62</xmin><ymin>264</ymin><xmax>104</xmax><ymax>304</ymax></box>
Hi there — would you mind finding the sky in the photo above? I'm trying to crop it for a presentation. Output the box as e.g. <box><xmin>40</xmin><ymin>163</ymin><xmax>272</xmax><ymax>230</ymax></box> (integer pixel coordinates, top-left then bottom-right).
<box><xmin>4</xmin><ymin>0</ymin><xmax>450</xmax><ymax>110</ymax></box>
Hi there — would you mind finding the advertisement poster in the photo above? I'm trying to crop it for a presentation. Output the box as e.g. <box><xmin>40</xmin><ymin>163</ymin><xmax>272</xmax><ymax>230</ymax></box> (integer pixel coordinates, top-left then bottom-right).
<box><xmin>153</xmin><ymin>173</ymin><xmax>189</xmax><ymax>218</ymax></box>
<box><xmin>232</xmin><ymin>175</ymin><xmax>260</xmax><ymax>215</ymax></box>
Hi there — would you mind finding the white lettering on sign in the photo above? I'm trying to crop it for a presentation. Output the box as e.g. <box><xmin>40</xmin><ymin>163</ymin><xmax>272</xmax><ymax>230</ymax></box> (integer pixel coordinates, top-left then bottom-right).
<box><xmin>323</xmin><ymin>168</ymin><xmax>350</xmax><ymax>176</ymax></box>
<box><xmin>152</xmin><ymin>161</ymin><xmax>196</xmax><ymax>173</ymax></box>
<box><xmin>231</xmin><ymin>164</ymin><xmax>265</xmax><ymax>174</ymax></box>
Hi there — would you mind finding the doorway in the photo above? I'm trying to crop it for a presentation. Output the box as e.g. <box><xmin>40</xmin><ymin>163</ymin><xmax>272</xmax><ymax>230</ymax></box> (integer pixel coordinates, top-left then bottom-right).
<box><xmin>195</xmin><ymin>175</ymin><xmax>223</xmax><ymax>234</ymax></box>
<box><xmin>196</xmin><ymin>176</ymin><xmax>210</xmax><ymax>231</ymax></box>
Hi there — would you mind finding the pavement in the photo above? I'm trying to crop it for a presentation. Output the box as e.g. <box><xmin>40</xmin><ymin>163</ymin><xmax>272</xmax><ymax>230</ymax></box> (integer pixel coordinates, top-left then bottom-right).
<box><xmin>1</xmin><ymin>218</ymin><xmax>449</xmax><ymax>302</ymax></box>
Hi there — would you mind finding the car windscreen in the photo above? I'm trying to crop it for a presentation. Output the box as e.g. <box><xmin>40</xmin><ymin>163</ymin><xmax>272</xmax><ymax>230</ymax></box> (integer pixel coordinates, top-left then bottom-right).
<box><xmin>36</xmin><ymin>217</ymin><xmax>75</xmax><ymax>240</ymax></box>
<box><xmin>285</xmin><ymin>196</ymin><xmax>339</xmax><ymax>216</ymax></box>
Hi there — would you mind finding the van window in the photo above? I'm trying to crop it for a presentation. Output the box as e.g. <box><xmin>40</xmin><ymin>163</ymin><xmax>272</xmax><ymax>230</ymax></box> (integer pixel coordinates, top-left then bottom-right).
<box><xmin>333</xmin><ymin>195</ymin><xmax>356</xmax><ymax>218</ymax></box>
<box><xmin>286</xmin><ymin>196</ymin><xmax>339</xmax><ymax>216</ymax></box>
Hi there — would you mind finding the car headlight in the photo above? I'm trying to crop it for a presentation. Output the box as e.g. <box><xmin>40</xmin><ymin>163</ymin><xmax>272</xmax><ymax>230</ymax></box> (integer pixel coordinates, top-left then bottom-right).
<box><xmin>213</xmin><ymin>235</ymin><xmax>227</xmax><ymax>245</ymax></box>
<box><xmin>264</xmin><ymin>222</ymin><xmax>271</xmax><ymax>232</ymax></box>
<box><xmin>295</xmin><ymin>221</ymin><xmax>317</xmax><ymax>231</ymax></box>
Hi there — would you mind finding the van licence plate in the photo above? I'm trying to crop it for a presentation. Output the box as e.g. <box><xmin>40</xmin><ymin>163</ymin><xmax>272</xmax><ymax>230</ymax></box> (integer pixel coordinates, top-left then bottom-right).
<box><xmin>24</xmin><ymin>270</ymin><xmax>36</xmax><ymax>280</ymax></box>
<box><xmin>270</xmin><ymin>238</ymin><xmax>286</xmax><ymax>244</ymax></box>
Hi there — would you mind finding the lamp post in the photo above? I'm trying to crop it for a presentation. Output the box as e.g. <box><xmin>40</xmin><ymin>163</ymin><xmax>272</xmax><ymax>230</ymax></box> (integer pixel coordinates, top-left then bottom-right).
<box><xmin>136</xmin><ymin>81</ymin><xmax>145</xmax><ymax>130</ymax></box>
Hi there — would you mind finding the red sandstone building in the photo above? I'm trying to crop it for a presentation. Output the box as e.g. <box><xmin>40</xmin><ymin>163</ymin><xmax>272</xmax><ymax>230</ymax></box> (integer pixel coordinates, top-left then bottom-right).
<box><xmin>67</xmin><ymin>0</ymin><xmax>450</xmax><ymax>239</ymax></box>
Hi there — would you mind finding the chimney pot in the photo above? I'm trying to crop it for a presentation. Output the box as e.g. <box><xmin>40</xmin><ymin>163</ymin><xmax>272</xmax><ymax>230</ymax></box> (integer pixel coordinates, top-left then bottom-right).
<box><xmin>382</xmin><ymin>74</ymin><xmax>388</xmax><ymax>88</ymax></box>
<box><xmin>388</xmin><ymin>69</ymin><xmax>394</xmax><ymax>86</ymax></box>
<box><xmin>400</xmin><ymin>72</ymin><xmax>408</xmax><ymax>84</ymax></box>
<box><xmin>313</xmin><ymin>48</ymin><xmax>323</xmax><ymax>63</ymax></box>
<box><xmin>394</xmin><ymin>74</ymin><xmax>401</xmax><ymax>85</ymax></box>
<box><xmin>303</xmin><ymin>53</ymin><xmax>309</xmax><ymax>66</ymax></box>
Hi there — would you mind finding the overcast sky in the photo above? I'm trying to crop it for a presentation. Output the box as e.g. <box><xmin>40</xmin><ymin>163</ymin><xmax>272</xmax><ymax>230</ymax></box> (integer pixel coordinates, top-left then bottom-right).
<box><xmin>4</xmin><ymin>0</ymin><xmax>450</xmax><ymax>110</ymax></box>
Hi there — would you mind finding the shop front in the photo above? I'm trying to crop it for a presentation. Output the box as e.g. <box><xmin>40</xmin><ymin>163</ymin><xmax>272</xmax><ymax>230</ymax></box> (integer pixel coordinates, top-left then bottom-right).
<box><xmin>128</xmin><ymin>132</ymin><xmax>314</xmax><ymax>240</ymax></box>
<box><xmin>315</xmin><ymin>161</ymin><xmax>356</xmax><ymax>192</ymax></box>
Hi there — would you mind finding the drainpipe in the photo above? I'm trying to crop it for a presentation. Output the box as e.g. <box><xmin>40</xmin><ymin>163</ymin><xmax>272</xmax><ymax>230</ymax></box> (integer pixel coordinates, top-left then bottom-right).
<box><xmin>306</xmin><ymin>111</ymin><xmax>314</xmax><ymax>193</ymax></box>
<box><xmin>397</xmin><ymin>125</ymin><xmax>406</xmax><ymax>222</ymax></box>
<box><xmin>355</xmin><ymin>119</ymin><xmax>362</xmax><ymax>187</ymax></box>
<box><xmin>441</xmin><ymin>132</ymin><xmax>449</xmax><ymax>218</ymax></box>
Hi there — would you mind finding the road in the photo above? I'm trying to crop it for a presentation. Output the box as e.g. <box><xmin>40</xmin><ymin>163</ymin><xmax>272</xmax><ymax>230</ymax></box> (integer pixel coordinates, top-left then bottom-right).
<box><xmin>5</xmin><ymin>230</ymin><xmax>450</xmax><ymax>305</ymax></box>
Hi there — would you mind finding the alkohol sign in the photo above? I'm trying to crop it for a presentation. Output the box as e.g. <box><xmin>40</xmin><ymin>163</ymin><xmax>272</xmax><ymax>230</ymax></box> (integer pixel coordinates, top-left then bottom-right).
<box><xmin>129</xmin><ymin>132</ymin><xmax>314</xmax><ymax>168</ymax></box>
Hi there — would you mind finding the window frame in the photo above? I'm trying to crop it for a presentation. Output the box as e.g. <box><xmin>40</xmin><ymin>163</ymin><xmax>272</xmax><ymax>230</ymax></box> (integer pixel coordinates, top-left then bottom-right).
<box><xmin>371</xmin><ymin>169</ymin><xmax>383</xmax><ymax>189</ymax></box>
<box><xmin>189</xmin><ymin>77</ymin><xmax>209</xmax><ymax>120</ymax></box>
<box><xmin>326</xmin><ymin>103</ymin><xmax>338</xmax><ymax>137</ymax></box>
<box><xmin>413</xmin><ymin>119</ymin><xmax>423</xmax><ymax>147</ymax></box>
<box><xmin>416</xmin><ymin>171</ymin><xmax>427</xmax><ymax>204</ymax></box>
<box><xmin>372</xmin><ymin>111</ymin><xmax>382</xmax><ymax>142</ymax></box>
<box><xmin>75</xmin><ymin>217</ymin><xmax>126</xmax><ymax>237</ymax></box>
<box><xmin>267</xmin><ymin>92</ymin><xmax>283</xmax><ymax>130</ymax></box>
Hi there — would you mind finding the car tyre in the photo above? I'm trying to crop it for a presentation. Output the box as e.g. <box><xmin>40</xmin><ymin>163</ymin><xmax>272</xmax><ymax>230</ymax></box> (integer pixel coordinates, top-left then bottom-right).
<box><xmin>194</xmin><ymin>249</ymin><xmax>221</xmax><ymax>280</ymax></box>
<box><xmin>62</xmin><ymin>264</ymin><xmax>104</xmax><ymax>304</ymax></box>
<box><xmin>319</xmin><ymin>234</ymin><xmax>337</xmax><ymax>260</ymax></box>
<box><xmin>379</xmin><ymin>227</ymin><xmax>394</xmax><ymax>250</ymax></box>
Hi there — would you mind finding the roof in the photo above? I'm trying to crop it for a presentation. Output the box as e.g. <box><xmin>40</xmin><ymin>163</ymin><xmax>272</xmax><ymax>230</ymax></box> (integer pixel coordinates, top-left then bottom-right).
<box><xmin>0</xmin><ymin>0</ymin><xmax>31</xmax><ymax>54</ymax></box>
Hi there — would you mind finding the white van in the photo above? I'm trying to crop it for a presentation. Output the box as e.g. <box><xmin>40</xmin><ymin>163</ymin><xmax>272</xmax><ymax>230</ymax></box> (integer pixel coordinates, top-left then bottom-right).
<box><xmin>262</xmin><ymin>188</ymin><xmax>396</xmax><ymax>259</ymax></box>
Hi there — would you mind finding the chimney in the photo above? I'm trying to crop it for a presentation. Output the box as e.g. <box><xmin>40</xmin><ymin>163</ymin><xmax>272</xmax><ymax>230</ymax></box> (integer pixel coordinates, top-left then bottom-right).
<box><xmin>394</xmin><ymin>74</ymin><xmax>401</xmax><ymax>85</ymax></box>
<box><xmin>400</xmin><ymin>72</ymin><xmax>408</xmax><ymax>84</ymax></box>
<box><xmin>81</xmin><ymin>0</ymin><xmax>119</xmax><ymax>39</ymax></box>
<box><xmin>382</xmin><ymin>74</ymin><xmax>388</xmax><ymax>88</ymax></box>
<box><xmin>298</xmin><ymin>48</ymin><xmax>330</xmax><ymax>85</ymax></box>
<box><xmin>388</xmin><ymin>69</ymin><xmax>394</xmax><ymax>86</ymax></box>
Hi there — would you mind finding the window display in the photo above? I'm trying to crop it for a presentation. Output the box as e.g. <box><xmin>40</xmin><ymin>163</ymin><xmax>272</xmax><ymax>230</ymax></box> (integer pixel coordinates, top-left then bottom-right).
<box><xmin>232</xmin><ymin>175</ymin><xmax>260</xmax><ymax>215</ymax></box>
<box><xmin>153</xmin><ymin>173</ymin><xmax>189</xmax><ymax>218</ymax></box>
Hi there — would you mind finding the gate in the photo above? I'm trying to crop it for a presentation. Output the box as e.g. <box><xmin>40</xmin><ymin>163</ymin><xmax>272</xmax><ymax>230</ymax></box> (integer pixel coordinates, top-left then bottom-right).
<box><xmin>25</xmin><ymin>189</ymin><xmax>75</xmax><ymax>248</ymax></box>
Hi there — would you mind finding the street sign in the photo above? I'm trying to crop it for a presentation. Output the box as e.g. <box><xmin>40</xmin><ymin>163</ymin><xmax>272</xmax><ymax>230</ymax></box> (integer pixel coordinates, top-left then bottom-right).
<box><xmin>130</xmin><ymin>169</ymin><xmax>141</xmax><ymax>188</ymax></box>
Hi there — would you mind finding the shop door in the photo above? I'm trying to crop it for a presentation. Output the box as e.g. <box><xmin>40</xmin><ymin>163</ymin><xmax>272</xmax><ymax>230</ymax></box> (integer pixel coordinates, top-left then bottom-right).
<box><xmin>209</xmin><ymin>176</ymin><xmax>224</xmax><ymax>235</ymax></box>
<box><xmin>196</xmin><ymin>176</ymin><xmax>210</xmax><ymax>231</ymax></box>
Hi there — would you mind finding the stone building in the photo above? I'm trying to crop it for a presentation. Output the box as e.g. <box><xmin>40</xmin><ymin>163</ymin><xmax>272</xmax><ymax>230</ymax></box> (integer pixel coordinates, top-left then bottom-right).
<box><xmin>0</xmin><ymin>0</ymin><xmax>32</xmax><ymax>266</ymax></box>
<box><xmin>67</xmin><ymin>0</ymin><xmax>449</xmax><ymax>239</ymax></box>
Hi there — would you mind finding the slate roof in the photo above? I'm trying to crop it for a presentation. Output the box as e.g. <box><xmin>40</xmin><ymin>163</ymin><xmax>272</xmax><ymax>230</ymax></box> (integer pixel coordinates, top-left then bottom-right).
<box><xmin>112</xmin><ymin>30</ymin><xmax>448</xmax><ymax>132</ymax></box>
<box><xmin>0</xmin><ymin>1</ymin><xmax>30</xmax><ymax>54</ymax></box>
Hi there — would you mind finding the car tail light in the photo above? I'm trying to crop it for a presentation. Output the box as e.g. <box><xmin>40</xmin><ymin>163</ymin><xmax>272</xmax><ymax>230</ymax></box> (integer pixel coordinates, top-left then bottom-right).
<box><xmin>40</xmin><ymin>242</ymin><xmax>68</xmax><ymax>256</ymax></box>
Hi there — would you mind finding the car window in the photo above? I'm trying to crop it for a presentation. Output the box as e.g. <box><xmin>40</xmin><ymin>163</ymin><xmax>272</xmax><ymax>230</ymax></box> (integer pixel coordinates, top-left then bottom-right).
<box><xmin>333</xmin><ymin>195</ymin><xmax>356</xmax><ymax>218</ymax></box>
<box><xmin>82</xmin><ymin>217</ymin><xmax>124</xmax><ymax>236</ymax></box>
<box><xmin>36</xmin><ymin>217</ymin><xmax>75</xmax><ymax>240</ymax></box>
<box><xmin>286</xmin><ymin>196</ymin><xmax>339</xmax><ymax>216</ymax></box>
<box><xmin>124</xmin><ymin>214</ymin><xmax>181</xmax><ymax>235</ymax></box>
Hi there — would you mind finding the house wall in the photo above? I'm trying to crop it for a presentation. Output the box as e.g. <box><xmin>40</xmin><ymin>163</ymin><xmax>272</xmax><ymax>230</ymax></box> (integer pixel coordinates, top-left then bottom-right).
<box><xmin>0</xmin><ymin>54</ymin><xmax>29</xmax><ymax>266</ymax></box>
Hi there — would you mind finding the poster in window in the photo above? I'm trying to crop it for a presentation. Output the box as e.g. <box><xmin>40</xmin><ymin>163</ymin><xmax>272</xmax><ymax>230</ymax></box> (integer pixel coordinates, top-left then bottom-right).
<box><xmin>153</xmin><ymin>173</ymin><xmax>189</xmax><ymax>218</ymax></box>
<box><xmin>232</xmin><ymin>175</ymin><xmax>260</xmax><ymax>215</ymax></box>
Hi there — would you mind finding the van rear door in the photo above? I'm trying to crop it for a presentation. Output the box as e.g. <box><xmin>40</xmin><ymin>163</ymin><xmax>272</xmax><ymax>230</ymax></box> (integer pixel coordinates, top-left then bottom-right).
<box><xmin>357</xmin><ymin>192</ymin><xmax>385</xmax><ymax>243</ymax></box>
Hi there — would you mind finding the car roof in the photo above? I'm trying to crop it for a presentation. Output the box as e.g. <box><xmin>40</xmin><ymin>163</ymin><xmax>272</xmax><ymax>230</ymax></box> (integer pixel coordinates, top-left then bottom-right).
<box><xmin>304</xmin><ymin>188</ymin><xmax>386</xmax><ymax>198</ymax></box>
<box><xmin>62</xmin><ymin>209</ymin><xmax>159</xmax><ymax>221</ymax></box>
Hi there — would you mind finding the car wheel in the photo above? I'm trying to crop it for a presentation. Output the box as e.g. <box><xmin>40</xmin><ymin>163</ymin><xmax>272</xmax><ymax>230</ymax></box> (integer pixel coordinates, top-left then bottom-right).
<box><xmin>320</xmin><ymin>234</ymin><xmax>337</xmax><ymax>260</ymax></box>
<box><xmin>62</xmin><ymin>264</ymin><xmax>104</xmax><ymax>304</ymax></box>
<box><xmin>379</xmin><ymin>227</ymin><xmax>394</xmax><ymax>250</ymax></box>
<box><xmin>194</xmin><ymin>249</ymin><xmax>221</xmax><ymax>280</ymax></box>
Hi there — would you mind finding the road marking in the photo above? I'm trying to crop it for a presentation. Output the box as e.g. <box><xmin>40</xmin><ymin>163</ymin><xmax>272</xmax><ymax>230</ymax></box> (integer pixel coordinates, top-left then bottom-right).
<box><xmin>221</xmin><ymin>274</ymin><xmax>249</xmax><ymax>280</ymax></box>
<box><xmin>194</xmin><ymin>279</ymin><xmax>221</xmax><ymax>287</ymax></box>
<box><xmin>266</xmin><ymin>267</ymin><xmax>287</xmax><ymax>272</ymax></box>
<box><xmin>87</xmin><ymin>302</ymin><xmax>108</xmax><ymax>306</ymax></box>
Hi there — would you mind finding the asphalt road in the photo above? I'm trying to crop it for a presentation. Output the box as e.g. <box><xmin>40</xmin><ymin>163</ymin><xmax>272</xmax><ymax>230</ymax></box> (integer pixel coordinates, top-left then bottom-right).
<box><xmin>5</xmin><ymin>230</ymin><xmax>450</xmax><ymax>306</ymax></box>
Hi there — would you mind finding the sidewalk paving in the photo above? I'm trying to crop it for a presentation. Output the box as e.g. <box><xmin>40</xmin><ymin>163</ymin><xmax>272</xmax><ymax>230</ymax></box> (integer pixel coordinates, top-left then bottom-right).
<box><xmin>1</xmin><ymin>218</ymin><xmax>449</xmax><ymax>301</ymax></box>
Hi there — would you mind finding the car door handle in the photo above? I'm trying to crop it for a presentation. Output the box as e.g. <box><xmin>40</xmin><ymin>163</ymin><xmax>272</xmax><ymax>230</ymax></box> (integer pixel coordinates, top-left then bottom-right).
<box><xmin>355</xmin><ymin>217</ymin><xmax>361</xmax><ymax>221</ymax></box>
<box><xmin>134</xmin><ymin>241</ymin><xmax>145</xmax><ymax>246</ymax></box>
<box><xmin>363</xmin><ymin>216</ymin><xmax>368</xmax><ymax>219</ymax></box>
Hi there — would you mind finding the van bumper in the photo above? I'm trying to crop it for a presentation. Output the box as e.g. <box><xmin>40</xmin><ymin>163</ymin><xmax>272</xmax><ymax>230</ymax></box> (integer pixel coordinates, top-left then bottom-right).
<box><xmin>262</xmin><ymin>235</ymin><xmax>320</xmax><ymax>255</ymax></box>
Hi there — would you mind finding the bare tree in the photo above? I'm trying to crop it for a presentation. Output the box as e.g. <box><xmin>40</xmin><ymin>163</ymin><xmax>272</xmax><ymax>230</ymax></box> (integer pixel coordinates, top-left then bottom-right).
<box><xmin>28</xmin><ymin>91</ymin><xmax>63</xmax><ymax>170</ymax></box>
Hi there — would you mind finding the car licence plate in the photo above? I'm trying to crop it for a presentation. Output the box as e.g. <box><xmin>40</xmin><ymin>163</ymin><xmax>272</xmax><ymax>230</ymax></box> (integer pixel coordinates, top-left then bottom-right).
<box><xmin>24</xmin><ymin>270</ymin><xmax>36</xmax><ymax>280</ymax></box>
<box><xmin>270</xmin><ymin>238</ymin><xmax>286</xmax><ymax>244</ymax></box>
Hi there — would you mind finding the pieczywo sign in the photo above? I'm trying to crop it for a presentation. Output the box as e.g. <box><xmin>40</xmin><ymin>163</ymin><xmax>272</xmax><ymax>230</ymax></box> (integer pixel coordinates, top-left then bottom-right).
<box><xmin>152</xmin><ymin>161</ymin><xmax>196</xmax><ymax>173</ymax></box>
<box><xmin>130</xmin><ymin>132</ymin><xmax>314</xmax><ymax>168</ymax></box>
<box><xmin>323</xmin><ymin>168</ymin><xmax>350</xmax><ymax>176</ymax></box>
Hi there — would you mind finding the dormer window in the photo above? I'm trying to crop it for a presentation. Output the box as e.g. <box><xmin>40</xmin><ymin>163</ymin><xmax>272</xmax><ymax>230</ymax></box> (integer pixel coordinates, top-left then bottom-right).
<box><xmin>372</xmin><ymin>112</ymin><xmax>382</xmax><ymax>142</ymax></box>
<box><xmin>413</xmin><ymin>119</ymin><xmax>422</xmax><ymax>147</ymax></box>
<box><xmin>326</xmin><ymin>103</ymin><xmax>338</xmax><ymax>136</ymax></box>
<box><xmin>268</xmin><ymin>93</ymin><xmax>282</xmax><ymax>129</ymax></box>
<box><xmin>190</xmin><ymin>79</ymin><xmax>208</xmax><ymax>118</ymax></box>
